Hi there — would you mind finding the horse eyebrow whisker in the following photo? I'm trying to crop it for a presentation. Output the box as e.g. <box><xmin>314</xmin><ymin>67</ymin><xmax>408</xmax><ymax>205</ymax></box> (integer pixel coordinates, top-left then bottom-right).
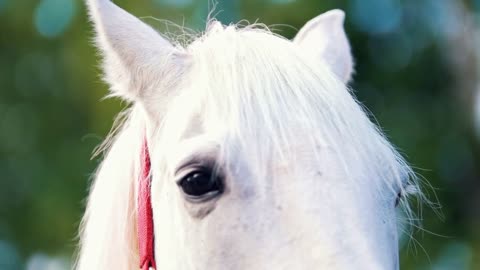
<box><xmin>174</xmin><ymin>155</ymin><xmax>212</xmax><ymax>175</ymax></box>
<box><xmin>172</xmin><ymin>145</ymin><xmax>219</xmax><ymax>176</ymax></box>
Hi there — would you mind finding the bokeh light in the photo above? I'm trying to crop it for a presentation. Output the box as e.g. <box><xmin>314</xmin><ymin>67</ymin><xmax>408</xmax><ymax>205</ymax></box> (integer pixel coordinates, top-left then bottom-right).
<box><xmin>34</xmin><ymin>0</ymin><xmax>76</xmax><ymax>38</ymax></box>
<box><xmin>0</xmin><ymin>241</ymin><xmax>22</xmax><ymax>270</ymax></box>
<box><xmin>431</xmin><ymin>241</ymin><xmax>473</xmax><ymax>270</ymax></box>
<box><xmin>0</xmin><ymin>0</ymin><xmax>7</xmax><ymax>13</ymax></box>
<box><xmin>349</xmin><ymin>0</ymin><xmax>402</xmax><ymax>34</ymax></box>
<box><xmin>26</xmin><ymin>253</ymin><xmax>69</xmax><ymax>270</ymax></box>
<box><xmin>269</xmin><ymin>0</ymin><xmax>297</xmax><ymax>5</ymax></box>
<box><xmin>154</xmin><ymin>0</ymin><xmax>193</xmax><ymax>8</ymax></box>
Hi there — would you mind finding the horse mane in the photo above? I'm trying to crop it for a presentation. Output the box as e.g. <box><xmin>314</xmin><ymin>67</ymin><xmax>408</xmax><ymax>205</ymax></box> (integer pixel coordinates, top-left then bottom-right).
<box><xmin>75</xmin><ymin>106</ymin><xmax>145</xmax><ymax>270</ymax></box>
<box><xmin>76</xmin><ymin>19</ymin><xmax>425</xmax><ymax>269</ymax></box>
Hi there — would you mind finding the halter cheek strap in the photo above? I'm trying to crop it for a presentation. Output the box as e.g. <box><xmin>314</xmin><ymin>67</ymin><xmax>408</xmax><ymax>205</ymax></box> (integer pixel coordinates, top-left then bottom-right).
<box><xmin>138</xmin><ymin>140</ymin><xmax>156</xmax><ymax>270</ymax></box>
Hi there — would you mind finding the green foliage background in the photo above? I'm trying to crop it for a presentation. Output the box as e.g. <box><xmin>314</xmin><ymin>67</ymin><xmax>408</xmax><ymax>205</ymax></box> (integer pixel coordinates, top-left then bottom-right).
<box><xmin>0</xmin><ymin>0</ymin><xmax>479</xmax><ymax>269</ymax></box>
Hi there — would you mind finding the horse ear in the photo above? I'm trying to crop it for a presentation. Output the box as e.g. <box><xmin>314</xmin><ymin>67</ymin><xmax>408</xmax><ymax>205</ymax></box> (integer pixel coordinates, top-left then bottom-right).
<box><xmin>86</xmin><ymin>0</ymin><xmax>185</xmax><ymax>101</ymax></box>
<box><xmin>293</xmin><ymin>9</ymin><xmax>354</xmax><ymax>83</ymax></box>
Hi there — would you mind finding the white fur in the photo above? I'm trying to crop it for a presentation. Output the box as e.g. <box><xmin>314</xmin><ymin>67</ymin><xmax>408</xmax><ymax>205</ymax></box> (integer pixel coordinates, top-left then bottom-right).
<box><xmin>78</xmin><ymin>1</ymin><xmax>422</xmax><ymax>269</ymax></box>
<box><xmin>294</xmin><ymin>10</ymin><xmax>354</xmax><ymax>82</ymax></box>
<box><xmin>85</xmin><ymin>0</ymin><xmax>187</xmax><ymax>104</ymax></box>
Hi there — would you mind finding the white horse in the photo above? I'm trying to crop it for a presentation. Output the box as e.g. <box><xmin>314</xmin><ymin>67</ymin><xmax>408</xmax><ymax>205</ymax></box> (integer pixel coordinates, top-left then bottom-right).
<box><xmin>77</xmin><ymin>0</ymin><xmax>422</xmax><ymax>269</ymax></box>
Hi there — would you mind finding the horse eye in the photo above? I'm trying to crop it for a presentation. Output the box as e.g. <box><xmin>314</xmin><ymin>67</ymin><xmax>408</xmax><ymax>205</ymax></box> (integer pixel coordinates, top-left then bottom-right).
<box><xmin>178</xmin><ymin>169</ymin><xmax>222</xmax><ymax>200</ymax></box>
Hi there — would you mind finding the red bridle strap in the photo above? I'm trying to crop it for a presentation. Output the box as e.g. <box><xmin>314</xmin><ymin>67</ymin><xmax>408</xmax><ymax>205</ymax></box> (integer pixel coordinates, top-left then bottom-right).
<box><xmin>138</xmin><ymin>140</ymin><xmax>156</xmax><ymax>270</ymax></box>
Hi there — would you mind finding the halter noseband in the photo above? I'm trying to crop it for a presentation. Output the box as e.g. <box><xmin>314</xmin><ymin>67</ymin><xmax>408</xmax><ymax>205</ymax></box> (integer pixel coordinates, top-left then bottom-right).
<box><xmin>138</xmin><ymin>140</ymin><xmax>156</xmax><ymax>270</ymax></box>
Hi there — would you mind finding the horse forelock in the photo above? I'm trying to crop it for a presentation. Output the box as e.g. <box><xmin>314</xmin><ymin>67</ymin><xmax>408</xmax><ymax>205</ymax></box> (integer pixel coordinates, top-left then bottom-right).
<box><xmin>155</xmin><ymin>20</ymin><xmax>423</xmax><ymax>209</ymax></box>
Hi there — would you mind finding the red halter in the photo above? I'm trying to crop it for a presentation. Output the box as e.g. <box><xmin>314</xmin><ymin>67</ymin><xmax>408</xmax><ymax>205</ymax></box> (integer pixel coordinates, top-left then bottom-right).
<box><xmin>138</xmin><ymin>140</ymin><xmax>156</xmax><ymax>270</ymax></box>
